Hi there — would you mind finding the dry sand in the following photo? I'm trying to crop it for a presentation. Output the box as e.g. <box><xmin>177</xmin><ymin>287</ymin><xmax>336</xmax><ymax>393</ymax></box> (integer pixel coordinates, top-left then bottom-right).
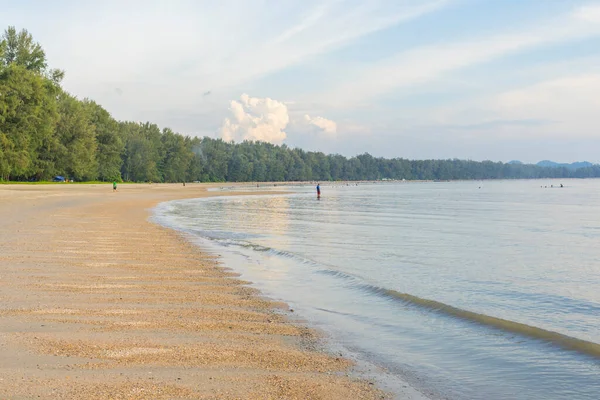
<box><xmin>0</xmin><ymin>183</ymin><xmax>389</xmax><ymax>399</ymax></box>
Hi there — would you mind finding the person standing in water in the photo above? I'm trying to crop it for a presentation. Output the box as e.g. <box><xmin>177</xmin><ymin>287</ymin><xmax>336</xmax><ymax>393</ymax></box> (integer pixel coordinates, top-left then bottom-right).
<box><xmin>316</xmin><ymin>183</ymin><xmax>321</xmax><ymax>199</ymax></box>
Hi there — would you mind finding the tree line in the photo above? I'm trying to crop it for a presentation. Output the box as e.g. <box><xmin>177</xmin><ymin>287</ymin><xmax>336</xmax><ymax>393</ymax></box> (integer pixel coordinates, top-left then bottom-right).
<box><xmin>1</xmin><ymin>27</ymin><xmax>599</xmax><ymax>183</ymax></box>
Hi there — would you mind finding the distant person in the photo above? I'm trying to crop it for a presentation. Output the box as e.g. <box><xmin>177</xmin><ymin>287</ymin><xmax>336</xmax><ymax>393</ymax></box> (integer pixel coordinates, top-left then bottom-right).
<box><xmin>316</xmin><ymin>183</ymin><xmax>321</xmax><ymax>198</ymax></box>
<box><xmin>113</xmin><ymin>181</ymin><xmax>117</xmax><ymax>192</ymax></box>
<box><xmin>560</xmin><ymin>184</ymin><xmax>564</xmax><ymax>188</ymax></box>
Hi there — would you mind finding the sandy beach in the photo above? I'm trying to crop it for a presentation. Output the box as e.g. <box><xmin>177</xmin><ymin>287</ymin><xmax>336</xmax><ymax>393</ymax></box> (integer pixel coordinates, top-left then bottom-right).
<box><xmin>0</xmin><ymin>183</ymin><xmax>388</xmax><ymax>399</ymax></box>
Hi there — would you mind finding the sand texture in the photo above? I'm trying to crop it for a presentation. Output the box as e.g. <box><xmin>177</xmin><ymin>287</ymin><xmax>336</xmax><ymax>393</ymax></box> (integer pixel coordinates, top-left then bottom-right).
<box><xmin>0</xmin><ymin>183</ymin><xmax>389</xmax><ymax>399</ymax></box>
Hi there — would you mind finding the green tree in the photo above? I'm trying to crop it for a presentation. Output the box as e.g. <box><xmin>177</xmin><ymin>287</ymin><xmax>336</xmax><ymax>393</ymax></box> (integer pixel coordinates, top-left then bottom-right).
<box><xmin>198</xmin><ymin>138</ymin><xmax>230</xmax><ymax>182</ymax></box>
<box><xmin>3</xmin><ymin>24</ymin><xmax>600</xmax><ymax>183</ymax></box>
<box><xmin>1</xmin><ymin>26</ymin><xmax>46</xmax><ymax>72</ymax></box>
<box><xmin>1</xmin><ymin>26</ymin><xmax>64</xmax><ymax>84</ymax></box>
<box><xmin>54</xmin><ymin>93</ymin><xmax>98</xmax><ymax>181</ymax></box>
<box><xmin>0</xmin><ymin>64</ymin><xmax>58</xmax><ymax>180</ymax></box>
<box><xmin>120</xmin><ymin>122</ymin><xmax>163</xmax><ymax>182</ymax></box>
<box><xmin>84</xmin><ymin>100</ymin><xmax>123</xmax><ymax>181</ymax></box>
<box><xmin>161</xmin><ymin>128</ymin><xmax>193</xmax><ymax>182</ymax></box>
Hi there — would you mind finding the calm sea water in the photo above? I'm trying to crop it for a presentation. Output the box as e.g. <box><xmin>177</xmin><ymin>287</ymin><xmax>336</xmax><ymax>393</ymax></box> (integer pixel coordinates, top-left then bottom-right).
<box><xmin>154</xmin><ymin>180</ymin><xmax>600</xmax><ymax>399</ymax></box>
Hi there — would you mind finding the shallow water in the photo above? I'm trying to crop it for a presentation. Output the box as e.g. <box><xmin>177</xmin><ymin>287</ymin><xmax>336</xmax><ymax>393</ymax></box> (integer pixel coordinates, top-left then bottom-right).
<box><xmin>154</xmin><ymin>180</ymin><xmax>600</xmax><ymax>399</ymax></box>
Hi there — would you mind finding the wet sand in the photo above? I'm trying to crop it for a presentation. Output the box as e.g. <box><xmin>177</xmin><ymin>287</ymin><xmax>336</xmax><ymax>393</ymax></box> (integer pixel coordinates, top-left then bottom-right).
<box><xmin>0</xmin><ymin>183</ymin><xmax>389</xmax><ymax>399</ymax></box>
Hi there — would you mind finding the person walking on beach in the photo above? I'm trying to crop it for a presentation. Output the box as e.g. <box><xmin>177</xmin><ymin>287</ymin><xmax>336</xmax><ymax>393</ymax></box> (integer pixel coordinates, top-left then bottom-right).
<box><xmin>316</xmin><ymin>183</ymin><xmax>321</xmax><ymax>199</ymax></box>
<box><xmin>113</xmin><ymin>181</ymin><xmax>117</xmax><ymax>192</ymax></box>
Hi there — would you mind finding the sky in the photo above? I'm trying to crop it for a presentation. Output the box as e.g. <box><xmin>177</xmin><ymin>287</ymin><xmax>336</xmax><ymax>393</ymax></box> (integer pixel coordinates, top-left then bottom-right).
<box><xmin>2</xmin><ymin>0</ymin><xmax>600</xmax><ymax>163</ymax></box>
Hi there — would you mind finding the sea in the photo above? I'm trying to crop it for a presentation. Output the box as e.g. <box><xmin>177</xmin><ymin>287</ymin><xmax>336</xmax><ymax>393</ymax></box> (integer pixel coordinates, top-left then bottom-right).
<box><xmin>153</xmin><ymin>180</ymin><xmax>600</xmax><ymax>400</ymax></box>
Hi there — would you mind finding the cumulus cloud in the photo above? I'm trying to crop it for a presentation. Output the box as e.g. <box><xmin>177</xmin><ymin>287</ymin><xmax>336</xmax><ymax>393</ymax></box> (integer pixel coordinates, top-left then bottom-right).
<box><xmin>220</xmin><ymin>94</ymin><xmax>337</xmax><ymax>144</ymax></box>
<box><xmin>220</xmin><ymin>94</ymin><xmax>290</xmax><ymax>144</ymax></box>
<box><xmin>302</xmin><ymin>114</ymin><xmax>337</xmax><ymax>134</ymax></box>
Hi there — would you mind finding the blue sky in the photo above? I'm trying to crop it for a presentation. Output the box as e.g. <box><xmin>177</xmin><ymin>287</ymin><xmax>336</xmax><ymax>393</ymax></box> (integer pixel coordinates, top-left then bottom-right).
<box><xmin>2</xmin><ymin>0</ymin><xmax>600</xmax><ymax>162</ymax></box>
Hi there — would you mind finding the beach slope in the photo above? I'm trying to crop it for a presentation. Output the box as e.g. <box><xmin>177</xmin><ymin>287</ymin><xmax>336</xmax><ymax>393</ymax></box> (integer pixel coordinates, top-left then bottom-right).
<box><xmin>0</xmin><ymin>184</ymin><xmax>388</xmax><ymax>399</ymax></box>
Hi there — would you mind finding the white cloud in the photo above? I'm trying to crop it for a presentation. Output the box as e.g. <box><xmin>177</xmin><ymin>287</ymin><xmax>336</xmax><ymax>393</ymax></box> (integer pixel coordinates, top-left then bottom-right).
<box><xmin>271</xmin><ymin>3</ymin><xmax>331</xmax><ymax>45</ymax></box>
<box><xmin>320</xmin><ymin>5</ymin><xmax>600</xmax><ymax>107</ymax></box>
<box><xmin>302</xmin><ymin>115</ymin><xmax>337</xmax><ymax>134</ymax></box>
<box><xmin>573</xmin><ymin>4</ymin><xmax>600</xmax><ymax>22</ymax></box>
<box><xmin>490</xmin><ymin>73</ymin><xmax>600</xmax><ymax>137</ymax></box>
<box><xmin>220</xmin><ymin>94</ymin><xmax>290</xmax><ymax>144</ymax></box>
<box><xmin>6</xmin><ymin>0</ymin><xmax>600</xmax><ymax>160</ymax></box>
<box><xmin>4</xmin><ymin>0</ymin><xmax>448</xmax><ymax>127</ymax></box>
<box><xmin>423</xmin><ymin>73</ymin><xmax>600</xmax><ymax>139</ymax></box>
<box><xmin>219</xmin><ymin>94</ymin><xmax>338</xmax><ymax>143</ymax></box>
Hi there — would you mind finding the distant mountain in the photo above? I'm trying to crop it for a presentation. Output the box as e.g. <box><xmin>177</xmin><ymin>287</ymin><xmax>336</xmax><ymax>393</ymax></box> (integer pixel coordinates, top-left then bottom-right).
<box><xmin>507</xmin><ymin>160</ymin><xmax>523</xmax><ymax>165</ymax></box>
<box><xmin>536</xmin><ymin>160</ymin><xmax>594</xmax><ymax>170</ymax></box>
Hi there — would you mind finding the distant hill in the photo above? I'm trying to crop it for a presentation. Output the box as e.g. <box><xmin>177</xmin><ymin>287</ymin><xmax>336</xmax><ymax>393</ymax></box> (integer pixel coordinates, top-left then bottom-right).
<box><xmin>536</xmin><ymin>161</ymin><xmax>594</xmax><ymax>170</ymax></box>
<box><xmin>507</xmin><ymin>160</ymin><xmax>523</xmax><ymax>165</ymax></box>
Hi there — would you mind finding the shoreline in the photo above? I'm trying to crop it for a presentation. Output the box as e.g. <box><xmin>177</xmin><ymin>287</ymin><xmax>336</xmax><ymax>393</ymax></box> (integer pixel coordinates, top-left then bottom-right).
<box><xmin>0</xmin><ymin>183</ymin><xmax>389</xmax><ymax>399</ymax></box>
<box><xmin>154</xmin><ymin>192</ymin><xmax>434</xmax><ymax>400</ymax></box>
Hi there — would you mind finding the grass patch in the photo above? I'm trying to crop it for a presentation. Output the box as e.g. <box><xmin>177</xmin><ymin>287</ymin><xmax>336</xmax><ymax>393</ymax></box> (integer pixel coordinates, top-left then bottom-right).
<box><xmin>0</xmin><ymin>181</ymin><xmax>123</xmax><ymax>185</ymax></box>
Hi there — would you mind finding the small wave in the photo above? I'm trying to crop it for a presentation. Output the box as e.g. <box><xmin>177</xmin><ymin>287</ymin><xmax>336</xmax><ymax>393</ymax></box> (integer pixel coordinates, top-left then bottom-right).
<box><xmin>362</xmin><ymin>284</ymin><xmax>600</xmax><ymax>359</ymax></box>
<box><xmin>155</xmin><ymin>200</ymin><xmax>600</xmax><ymax>359</ymax></box>
<box><xmin>213</xmin><ymin>238</ymin><xmax>326</xmax><ymax>267</ymax></box>
<box><xmin>190</xmin><ymin>229</ymin><xmax>258</xmax><ymax>241</ymax></box>
<box><xmin>316</xmin><ymin>268</ymin><xmax>358</xmax><ymax>281</ymax></box>
<box><xmin>314</xmin><ymin>307</ymin><xmax>355</xmax><ymax>317</ymax></box>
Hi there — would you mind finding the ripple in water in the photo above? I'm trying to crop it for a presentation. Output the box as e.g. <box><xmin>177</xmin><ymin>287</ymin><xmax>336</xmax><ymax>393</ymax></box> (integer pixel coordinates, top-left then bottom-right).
<box><xmin>155</xmin><ymin>181</ymin><xmax>600</xmax><ymax>400</ymax></box>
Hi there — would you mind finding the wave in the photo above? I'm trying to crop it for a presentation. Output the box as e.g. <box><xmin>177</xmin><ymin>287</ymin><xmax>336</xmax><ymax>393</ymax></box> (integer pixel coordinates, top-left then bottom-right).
<box><xmin>315</xmin><ymin>267</ymin><xmax>600</xmax><ymax>358</ymax></box>
<box><xmin>361</xmin><ymin>284</ymin><xmax>600</xmax><ymax>359</ymax></box>
<box><xmin>154</xmin><ymin>202</ymin><xmax>600</xmax><ymax>359</ymax></box>
<box><xmin>200</xmin><ymin>235</ymin><xmax>332</xmax><ymax>268</ymax></box>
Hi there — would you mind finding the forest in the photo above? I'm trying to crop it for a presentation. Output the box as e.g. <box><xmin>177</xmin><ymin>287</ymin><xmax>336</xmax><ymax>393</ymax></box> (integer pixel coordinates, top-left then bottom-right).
<box><xmin>1</xmin><ymin>27</ymin><xmax>599</xmax><ymax>183</ymax></box>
